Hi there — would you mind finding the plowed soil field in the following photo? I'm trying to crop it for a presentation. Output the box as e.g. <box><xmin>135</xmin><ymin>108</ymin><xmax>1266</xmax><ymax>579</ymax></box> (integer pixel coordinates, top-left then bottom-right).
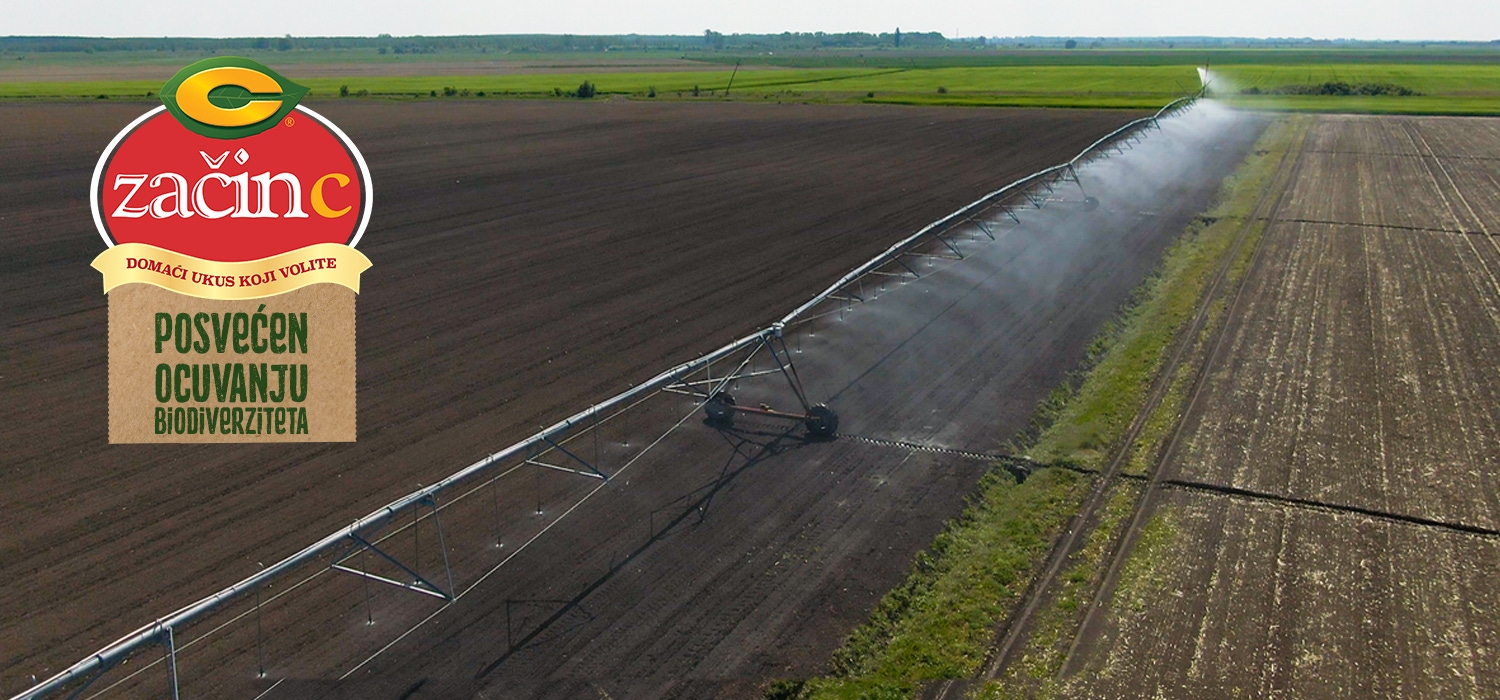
<box><xmin>1063</xmin><ymin>115</ymin><xmax>1500</xmax><ymax>698</ymax></box>
<box><xmin>2</xmin><ymin>99</ymin><xmax>1185</xmax><ymax>697</ymax></box>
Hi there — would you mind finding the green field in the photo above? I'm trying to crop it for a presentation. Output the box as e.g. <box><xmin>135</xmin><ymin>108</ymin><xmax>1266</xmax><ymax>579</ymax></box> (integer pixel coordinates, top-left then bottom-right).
<box><xmin>3</xmin><ymin>47</ymin><xmax>1499</xmax><ymax>114</ymax></box>
<box><xmin>1213</xmin><ymin>63</ymin><xmax>1500</xmax><ymax>114</ymax></box>
<box><xmin>0</xmin><ymin>68</ymin><xmax>891</xmax><ymax>99</ymax></box>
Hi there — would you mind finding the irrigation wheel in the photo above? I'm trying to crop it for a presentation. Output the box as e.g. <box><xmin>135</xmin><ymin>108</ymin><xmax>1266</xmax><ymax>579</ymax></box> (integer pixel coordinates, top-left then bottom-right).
<box><xmin>804</xmin><ymin>404</ymin><xmax>839</xmax><ymax>438</ymax></box>
<box><xmin>705</xmin><ymin>392</ymin><xmax>736</xmax><ymax>426</ymax></box>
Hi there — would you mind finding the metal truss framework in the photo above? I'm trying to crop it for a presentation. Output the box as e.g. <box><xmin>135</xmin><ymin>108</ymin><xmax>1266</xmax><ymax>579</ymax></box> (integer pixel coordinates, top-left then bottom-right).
<box><xmin>12</xmin><ymin>92</ymin><xmax>1203</xmax><ymax>700</ymax></box>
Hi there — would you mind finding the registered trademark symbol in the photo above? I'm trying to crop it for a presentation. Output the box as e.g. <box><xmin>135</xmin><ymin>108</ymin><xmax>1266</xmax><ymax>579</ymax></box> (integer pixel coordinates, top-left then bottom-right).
<box><xmin>284</xmin><ymin>116</ymin><xmax>295</xmax><ymax>127</ymax></box>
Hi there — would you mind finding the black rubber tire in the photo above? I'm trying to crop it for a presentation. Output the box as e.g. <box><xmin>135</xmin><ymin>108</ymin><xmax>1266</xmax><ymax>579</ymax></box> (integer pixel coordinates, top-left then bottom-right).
<box><xmin>1083</xmin><ymin>195</ymin><xmax>1100</xmax><ymax>211</ymax></box>
<box><xmin>804</xmin><ymin>404</ymin><xmax>839</xmax><ymax>438</ymax></box>
<box><xmin>705</xmin><ymin>393</ymin><xmax>736</xmax><ymax>426</ymax></box>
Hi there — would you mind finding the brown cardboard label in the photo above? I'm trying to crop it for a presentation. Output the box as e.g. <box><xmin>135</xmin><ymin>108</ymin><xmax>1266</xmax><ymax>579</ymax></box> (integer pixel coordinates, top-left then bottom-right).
<box><xmin>108</xmin><ymin>283</ymin><xmax>356</xmax><ymax>443</ymax></box>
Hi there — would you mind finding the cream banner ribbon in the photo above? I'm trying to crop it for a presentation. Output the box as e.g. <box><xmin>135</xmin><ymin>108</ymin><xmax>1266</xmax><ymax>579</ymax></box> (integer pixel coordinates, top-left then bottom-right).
<box><xmin>92</xmin><ymin>242</ymin><xmax>371</xmax><ymax>300</ymax></box>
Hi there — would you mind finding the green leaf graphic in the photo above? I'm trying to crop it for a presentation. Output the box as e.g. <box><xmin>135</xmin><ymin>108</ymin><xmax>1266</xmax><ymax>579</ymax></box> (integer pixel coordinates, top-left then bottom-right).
<box><xmin>159</xmin><ymin>57</ymin><xmax>309</xmax><ymax>140</ymax></box>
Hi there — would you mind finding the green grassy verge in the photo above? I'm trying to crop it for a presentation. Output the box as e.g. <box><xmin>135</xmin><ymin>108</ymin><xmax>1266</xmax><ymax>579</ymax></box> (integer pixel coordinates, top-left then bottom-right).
<box><xmin>1120</xmin><ymin>304</ymin><xmax>1219</xmax><ymax>478</ymax></box>
<box><xmin>1105</xmin><ymin>508</ymin><xmax>1181</xmax><ymax>617</ymax></box>
<box><xmin>968</xmin><ymin>506</ymin><xmax>1184</xmax><ymax>698</ymax></box>
<box><xmin>980</xmin><ymin>481</ymin><xmax>1141</xmax><ymax>699</ymax></box>
<box><xmin>766</xmin><ymin>468</ymin><xmax>1092</xmax><ymax>700</ymax></box>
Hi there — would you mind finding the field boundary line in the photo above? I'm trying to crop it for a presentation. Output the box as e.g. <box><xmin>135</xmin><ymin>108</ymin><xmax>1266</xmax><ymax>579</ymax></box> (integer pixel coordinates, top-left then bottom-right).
<box><xmin>1272</xmin><ymin>217</ymin><xmax>1487</xmax><ymax>237</ymax></box>
<box><xmin>1158</xmin><ymin>478</ymin><xmax>1500</xmax><ymax>539</ymax></box>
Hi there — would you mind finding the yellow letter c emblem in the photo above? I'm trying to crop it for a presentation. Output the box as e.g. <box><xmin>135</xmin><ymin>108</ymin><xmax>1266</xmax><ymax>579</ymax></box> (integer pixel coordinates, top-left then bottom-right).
<box><xmin>311</xmin><ymin>173</ymin><xmax>352</xmax><ymax>218</ymax></box>
<box><xmin>175</xmin><ymin>66</ymin><xmax>285</xmax><ymax>128</ymax></box>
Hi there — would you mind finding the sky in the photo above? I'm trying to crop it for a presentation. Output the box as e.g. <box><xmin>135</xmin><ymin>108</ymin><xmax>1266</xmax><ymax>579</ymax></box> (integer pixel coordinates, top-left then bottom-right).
<box><xmin>6</xmin><ymin>0</ymin><xmax>1498</xmax><ymax>41</ymax></box>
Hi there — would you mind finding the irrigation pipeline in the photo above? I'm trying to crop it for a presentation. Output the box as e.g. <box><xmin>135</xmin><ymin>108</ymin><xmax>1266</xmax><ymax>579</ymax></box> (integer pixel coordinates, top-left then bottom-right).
<box><xmin>11</xmin><ymin>91</ymin><xmax>1203</xmax><ymax>700</ymax></box>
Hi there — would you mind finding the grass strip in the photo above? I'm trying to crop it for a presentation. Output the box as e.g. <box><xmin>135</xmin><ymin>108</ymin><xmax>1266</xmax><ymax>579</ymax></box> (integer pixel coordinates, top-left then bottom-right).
<box><xmin>767</xmin><ymin>468</ymin><xmax>1092</xmax><ymax>700</ymax></box>
<box><xmin>978</xmin><ymin>481</ymin><xmax>1141</xmax><ymax>699</ymax></box>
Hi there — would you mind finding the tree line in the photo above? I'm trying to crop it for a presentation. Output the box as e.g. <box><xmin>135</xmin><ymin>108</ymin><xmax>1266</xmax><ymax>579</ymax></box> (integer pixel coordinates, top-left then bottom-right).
<box><xmin>0</xmin><ymin>31</ymin><xmax>952</xmax><ymax>54</ymax></box>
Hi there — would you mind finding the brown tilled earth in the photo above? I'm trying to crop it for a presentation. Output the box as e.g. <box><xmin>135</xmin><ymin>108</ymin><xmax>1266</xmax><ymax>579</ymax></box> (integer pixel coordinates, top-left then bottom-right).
<box><xmin>1059</xmin><ymin>116</ymin><xmax>1500</xmax><ymax>697</ymax></box>
<box><xmin>3</xmin><ymin>99</ymin><xmax>1280</xmax><ymax>700</ymax></box>
<box><xmin>1</xmin><ymin>100</ymin><xmax>1147</xmax><ymax>695</ymax></box>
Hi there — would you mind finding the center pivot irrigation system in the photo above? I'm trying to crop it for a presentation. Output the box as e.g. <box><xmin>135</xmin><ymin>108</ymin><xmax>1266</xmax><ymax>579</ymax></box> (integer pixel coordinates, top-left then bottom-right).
<box><xmin>14</xmin><ymin>92</ymin><xmax>1202</xmax><ymax>700</ymax></box>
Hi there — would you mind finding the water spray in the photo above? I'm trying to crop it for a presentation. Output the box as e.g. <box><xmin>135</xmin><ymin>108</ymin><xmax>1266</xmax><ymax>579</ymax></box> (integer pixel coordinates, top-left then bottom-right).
<box><xmin>1196</xmin><ymin>60</ymin><xmax>1241</xmax><ymax>97</ymax></box>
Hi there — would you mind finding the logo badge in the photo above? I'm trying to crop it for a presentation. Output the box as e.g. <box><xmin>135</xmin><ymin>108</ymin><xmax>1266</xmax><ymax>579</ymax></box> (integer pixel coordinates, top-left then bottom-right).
<box><xmin>90</xmin><ymin>58</ymin><xmax>370</xmax><ymax>443</ymax></box>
